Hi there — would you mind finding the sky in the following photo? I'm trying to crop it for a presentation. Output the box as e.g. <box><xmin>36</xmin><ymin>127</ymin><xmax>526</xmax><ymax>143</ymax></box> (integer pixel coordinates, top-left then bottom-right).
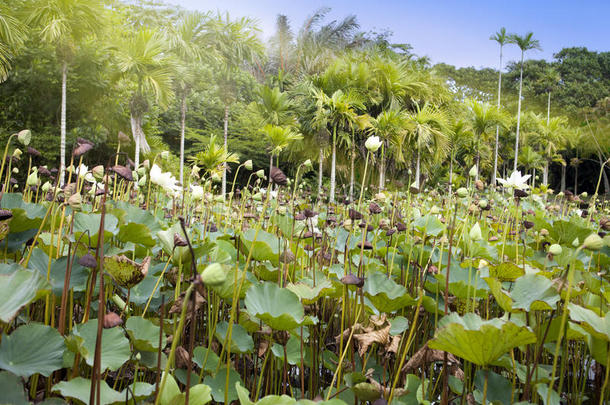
<box><xmin>166</xmin><ymin>0</ymin><xmax>610</xmax><ymax>69</ymax></box>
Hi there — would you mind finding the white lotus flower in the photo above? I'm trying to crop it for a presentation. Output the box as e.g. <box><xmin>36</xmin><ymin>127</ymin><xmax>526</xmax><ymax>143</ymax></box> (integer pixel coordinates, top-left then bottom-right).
<box><xmin>150</xmin><ymin>164</ymin><xmax>181</xmax><ymax>194</ymax></box>
<box><xmin>365</xmin><ymin>135</ymin><xmax>382</xmax><ymax>152</ymax></box>
<box><xmin>496</xmin><ymin>170</ymin><xmax>531</xmax><ymax>189</ymax></box>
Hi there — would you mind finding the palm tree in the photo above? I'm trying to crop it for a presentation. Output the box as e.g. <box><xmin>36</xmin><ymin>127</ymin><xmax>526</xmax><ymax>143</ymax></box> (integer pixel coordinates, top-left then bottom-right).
<box><xmin>114</xmin><ymin>28</ymin><xmax>174</xmax><ymax>169</ymax></box>
<box><xmin>447</xmin><ymin>118</ymin><xmax>472</xmax><ymax>194</ymax></box>
<box><xmin>490</xmin><ymin>27</ymin><xmax>508</xmax><ymax>185</ymax></box>
<box><xmin>539</xmin><ymin>67</ymin><xmax>561</xmax><ymax>125</ymax></box>
<box><xmin>167</xmin><ymin>11</ymin><xmax>209</xmax><ymax>185</ymax></box>
<box><xmin>535</xmin><ymin>115</ymin><xmax>567</xmax><ymax>186</ymax></box>
<box><xmin>205</xmin><ymin>12</ymin><xmax>263</xmax><ymax>197</ymax></box>
<box><xmin>508</xmin><ymin>32</ymin><xmax>541</xmax><ymax>171</ymax></box>
<box><xmin>406</xmin><ymin>103</ymin><xmax>449</xmax><ymax>189</ymax></box>
<box><xmin>313</xmin><ymin>88</ymin><xmax>362</xmax><ymax>203</ymax></box>
<box><xmin>0</xmin><ymin>2</ymin><xmax>27</xmax><ymax>82</ymax></box>
<box><xmin>467</xmin><ymin>99</ymin><xmax>508</xmax><ymax>181</ymax></box>
<box><xmin>259</xmin><ymin>124</ymin><xmax>303</xmax><ymax>173</ymax></box>
<box><xmin>27</xmin><ymin>0</ymin><xmax>105</xmax><ymax>184</ymax></box>
<box><xmin>191</xmin><ymin>134</ymin><xmax>240</xmax><ymax>178</ymax></box>
<box><xmin>372</xmin><ymin>107</ymin><xmax>408</xmax><ymax>190</ymax></box>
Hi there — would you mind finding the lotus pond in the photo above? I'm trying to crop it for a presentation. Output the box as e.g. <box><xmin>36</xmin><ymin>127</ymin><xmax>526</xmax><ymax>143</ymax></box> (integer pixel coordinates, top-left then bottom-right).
<box><xmin>0</xmin><ymin>141</ymin><xmax>609</xmax><ymax>405</ymax></box>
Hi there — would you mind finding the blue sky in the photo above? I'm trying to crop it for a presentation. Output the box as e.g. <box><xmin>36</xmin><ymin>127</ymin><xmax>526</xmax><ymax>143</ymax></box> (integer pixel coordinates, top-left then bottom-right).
<box><xmin>168</xmin><ymin>0</ymin><xmax>609</xmax><ymax>69</ymax></box>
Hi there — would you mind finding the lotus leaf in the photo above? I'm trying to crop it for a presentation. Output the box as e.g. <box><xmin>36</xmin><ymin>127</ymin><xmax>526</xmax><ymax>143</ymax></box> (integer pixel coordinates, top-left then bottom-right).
<box><xmin>204</xmin><ymin>366</ymin><xmax>243</xmax><ymax>403</ymax></box>
<box><xmin>0</xmin><ymin>323</ymin><xmax>65</xmax><ymax>377</ymax></box>
<box><xmin>511</xmin><ymin>274</ymin><xmax>560</xmax><ymax>311</ymax></box>
<box><xmin>568</xmin><ymin>303</ymin><xmax>610</xmax><ymax>341</ymax></box>
<box><xmin>125</xmin><ymin>316</ymin><xmax>166</xmax><ymax>351</ymax></box>
<box><xmin>428</xmin><ymin>313</ymin><xmax>536</xmax><ymax>366</ymax></box>
<box><xmin>363</xmin><ymin>272</ymin><xmax>415</xmax><ymax>313</ymax></box>
<box><xmin>0</xmin><ymin>268</ymin><xmax>50</xmax><ymax>322</ymax></box>
<box><xmin>0</xmin><ymin>371</ymin><xmax>29</xmax><ymax>405</ymax></box>
<box><xmin>215</xmin><ymin>321</ymin><xmax>254</xmax><ymax>354</ymax></box>
<box><xmin>245</xmin><ymin>282</ymin><xmax>305</xmax><ymax>330</ymax></box>
<box><xmin>69</xmin><ymin>319</ymin><xmax>130</xmax><ymax>371</ymax></box>
<box><xmin>239</xmin><ymin>229</ymin><xmax>280</xmax><ymax>264</ymax></box>
<box><xmin>53</xmin><ymin>377</ymin><xmax>154</xmax><ymax>405</ymax></box>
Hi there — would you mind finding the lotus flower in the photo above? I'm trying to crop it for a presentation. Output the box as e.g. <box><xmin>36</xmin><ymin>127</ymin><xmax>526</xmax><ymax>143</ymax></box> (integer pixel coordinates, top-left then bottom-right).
<box><xmin>150</xmin><ymin>164</ymin><xmax>180</xmax><ymax>194</ymax></box>
<box><xmin>191</xmin><ymin>184</ymin><xmax>204</xmax><ymax>200</ymax></box>
<box><xmin>365</xmin><ymin>135</ymin><xmax>382</xmax><ymax>152</ymax></box>
<box><xmin>497</xmin><ymin>170</ymin><xmax>531</xmax><ymax>190</ymax></box>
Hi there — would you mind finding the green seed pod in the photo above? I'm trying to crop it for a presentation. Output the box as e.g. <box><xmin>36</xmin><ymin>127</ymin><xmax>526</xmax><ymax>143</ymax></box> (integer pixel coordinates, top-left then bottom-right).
<box><xmin>456</xmin><ymin>187</ymin><xmax>468</xmax><ymax>198</ymax></box>
<box><xmin>583</xmin><ymin>233</ymin><xmax>603</xmax><ymax>251</ymax></box>
<box><xmin>548</xmin><ymin>244</ymin><xmax>562</xmax><ymax>256</ymax></box>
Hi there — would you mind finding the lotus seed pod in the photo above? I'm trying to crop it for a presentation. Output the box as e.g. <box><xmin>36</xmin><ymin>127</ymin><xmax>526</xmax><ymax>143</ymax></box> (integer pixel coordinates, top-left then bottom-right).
<box><xmin>244</xmin><ymin>159</ymin><xmax>253</xmax><ymax>171</ymax></box>
<box><xmin>583</xmin><ymin>233</ymin><xmax>603</xmax><ymax>251</ymax></box>
<box><xmin>26</xmin><ymin>170</ymin><xmax>39</xmax><ymax>186</ymax></box>
<box><xmin>92</xmin><ymin>165</ymin><xmax>104</xmax><ymax>181</ymax></box>
<box><xmin>548</xmin><ymin>244</ymin><xmax>562</xmax><ymax>255</ymax></box>
<box><xmin>456</xmin><ymin>187</ymin><xmax>468</xmax><ymax>198</ymax></box>
<box><xmin>256</xmin><ymin>169</ymin><xmax>265</xmax><ymax>179</ymax></box>
<box><xmin>17</xmin><ymin>129</ymin><xmax>31</xmax><ymax>146</ymax></box>
<box><xmin>469</xmin><ymin>165</ymin><xmax>478</xmax><ymax>178</ymax></box>
<box><xmin>479</xmin><ymin>199</ymin><xmax>488</xmax><ymax>209</ymax></box>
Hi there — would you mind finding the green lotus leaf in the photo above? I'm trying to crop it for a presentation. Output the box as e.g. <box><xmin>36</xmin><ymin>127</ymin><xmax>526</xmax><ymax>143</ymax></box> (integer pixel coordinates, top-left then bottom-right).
<box><xmin>111</xmin><ymin>201</ymin><xmax>162</xmax><ymax>234</ymax></box>
<box><xmin>53</xmin><ymin>377</ymin><xmax>154</xmax><ymax>405</ymax></box>
<box><xmin>193</xmin><ymin>346</ymin><xmax>220</xmax><ymax>372</ymax></box>
<box><xmin>215</xmin><ymin>321</ymin><xmax>254</xmax><ymax>354</ymax></box>
<box><xmin>0</xmin><ymin>323</ymin><xmax>65</xmax><ymax>377</ymax></box>
<box><xmin>511</xmin><ymin>274</ymin><xmax>560</xmax><ymax>312</ymax></box>
<box><xmin>489</xmin><ymin>262</ymin><xmax>524</xmax><ymax>281</ymax></box>
<box><xmin>204</xmin><ymin>367</ymin><xmax>243</xmax><ymax>403</ymax></box>
<box><xmin>352</xmin><ymin>382</ymin><xmax>381</xmax><ymax>401</ymax></box>
<box><xmin>363</xmin><ymin>272</ymin><xmax>415</xmax><ymax>313</ymax></box>
<box><xmin>245</xmin><ymin>282</ymin><xmax>305</xmax><ymax>331</ymax></box>
<box><xmin>239</xmin><ymin>229</ymin><xmax>280</xmax><ymax>264</ymax></box>
<box><xmin>413</xmin><ymin>214</ymin><xmax>445</xmax><ymax>236</ymax></box>
<box><xmin>156</xmin><ymin>223</ymin><xmax>195</xmax><ymax>265</ymax></box>
<box><xmin>0</xmin><ymin>371</ymin><xmax>29</xmax><ymax>405</ymax></box>
<box><xmin>287</xmin><ymin>277</ymin><xmax>338</xmax><ymax>304</ymax></box>
<box><xmin>428</xmin><ymin>313</ymin><xmax>537</xmax><ymax>366</ymax></box>
<box><xmin>271</xmin><ymin>336</ymin><xmax>301</xmax><ymax>365</ymax></box>
<box><xmin>125</xmin><ymin>316</ymin><xmax>166</xmax><ymax>352</ymax></box>
<box><xmin>0</xmin><ymin>268</ymin><xmax>50</xmax><ymax>322</ymax></box>
<box><xmin>0</xmin><ymin>193</ymin><xmax>46</xmax><ymax>233</ymax></box>
<box><xmin>210</xmin><ymin>266</ymin><xmax>251</xmax><ymax>301</ymax></box>
<box><xmin>158</xmin><ymin>371</ymin><xmax>212</xmax><ymax>405</ymax></box>
<box><xmin>103</xmin><ymin>255</ymin><xmax>150</xmax><ymax>289</ymax></box>
<box><xmin>485</xmin><ymin>277</ymin><xmax>513</xmax><ymax>312</ymax></box>
<box><xmin>72</xmin><ymin>212</ymin><xmax>119</xmax><ymax>246</ymax></box>
<box><xmin>389</xmin><ymin>316</ymin><xmax>409</xmax><ymax>336</ymax></box>
<box><xmin>568</xmin><ymin>303</ymin><xmax>610</xmax><ymax>341</ymax></box>
<box><xmin>549</xmin><ymin>220</ymin><xmax>591</xmax><ymax>245</ymax></box>
<box><xmin>117</xmin><ymin>222</ymin><xmax>155</xmax><ymax>247</ymax></box>
<box><xmin>28</xmin><ymin>248</ymin><xmax>89</xmax><ymax>295</ymax></box>
<box><xmin>69</xmin><ymin>319</ymin><xmax>130</xmax><ymax>371</ymax></box>
<box><xmin>473</xmin><ymin>370</ymin><xmax>512</xmax><ymax>405</ymax></box>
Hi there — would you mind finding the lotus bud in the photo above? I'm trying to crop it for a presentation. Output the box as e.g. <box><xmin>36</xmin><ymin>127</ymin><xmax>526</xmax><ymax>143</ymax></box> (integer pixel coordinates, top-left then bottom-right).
<box><xmin>343</xmin><ymin>219</ymin><xmax>353</xmax><ymax>231</ymax></box>
<box><xmin>244</xmin><ymin>160</ymin><xmax>253</xmax><ymax>171</ymax></box>
<box><xmin>12</xmin><ymin>167</ymin><xmax>18</xmax><ymax>174</ymax></box>
<box><xmin>469</xmin><ymin>165</ymin><xmax>478</xmax><ymax>178</ymax></box>
<box><xmin>583</xmin><ymin>233</ymin><xmax>603</xmax><ymax>251</ymax></box>
<box><xmin>41</xmin><ymin>181</ymin><xmax>52</xmax><ymax>193</ymax></box>
<box><xmin>200</xmin><ymin>263</ymin><xmax>226</xmax><ymax>286</ymax></box>
<box><xmin>137</xmin><ymin>166</ymin><xmax>146</xmax><ymax>177</ymax></box>
<box><xmin>456</xmin><ymin>187</ymin><xmax>468</xmax><ymax>198</ymax></box>
<box><xmin>548</xmin><ymin>244</ymin><xmax>562</xmax><ymax>255</ymax></box>
<box><xmin>161</xmin><ymin>150</ymin><xmax>170</xmax><ymax>160</ymax></box>
<box><xmin>572</xmin><ymin>237</ymin><xmax>580</xmax><ymax>247</ymax></box>
<box><xmin>252</xmin><ymin>192</ymin><xmax>262</xmax><ymax>201</ymax></box>
<box><xmin>191</xmin><ymin>165</ymin><xmax>200</xmax><ymax>178</ymax></box>
<box><xmin>26</xmin><ymin>170</ymin><xmax>38</xmax><ymax>186</ymax></box>
<box><xmin>557</xmin><ymin>192</ymin><xmax>564</xmax><ymax>198</ymax></box>
<box><xmin>17</xmin><ymin>129</ymin><xmax>31</xmax><ymax>146</ymax></box>
<box><xmin>365</xmin><ymin>135</ymin><xmax>382</xmax><ymax>152</ymax></box>
<box><xmin>479</xmin><ymin>200</ymin><xmax>488</xmax><ymax>209</ymax></box>
<box><xmin>256</xmin><ymin>169</ymin><xmax>265</xmax><ymax>179</ymax></box>
<box><xmin>12</xmin><ymin>148</ymin><xmax>22</xmax><ymax>159</ymax></box>
<box><xmin>303</xmin><ymin>159</ymin><xmax>312</xmax><ymax>170</ymax></box>
<box><xmin>581</xmin><ymin>192</ymin><xmax>588</xmax><ymax>198</ymax></box>
<box><xmin>540</xmin><ymin>228</ymin><xmax>549</xmax><ymax>236</ymax></box>
<box><xmin>211</xmin><ymin>172</ymin><xmax>221</xmax><ymax>183</ymax></box>
<box><xmin>469</xmin><ymin>222</ymin><xmax>483</xmax><ymax>241</ymax></box>
<box><xmin>138</xmin><ymin>174</ymin><xmax>147</xmax><ymax>187</ymax></box>
<box><xmin>87</xmin><ymin>166</ymin><xmax>102</xmax><ymax>182</ymax></box>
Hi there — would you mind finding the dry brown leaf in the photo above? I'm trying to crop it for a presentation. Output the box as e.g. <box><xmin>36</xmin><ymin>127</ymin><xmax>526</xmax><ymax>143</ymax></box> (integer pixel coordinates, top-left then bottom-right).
<box><xmin>403</xmin><ymin>343</ymin><xmax>462</xmax><ymax>380</ymax></box>
<box><xmin>354</xmin><ymin>325</ymin><xmax>391</xmax><ymax>357</ymax></box>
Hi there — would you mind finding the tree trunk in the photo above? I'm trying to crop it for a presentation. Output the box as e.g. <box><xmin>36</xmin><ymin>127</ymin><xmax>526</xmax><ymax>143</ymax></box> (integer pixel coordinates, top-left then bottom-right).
<box><xmin>179</xmin><ymin>92</ymin><xmax>187</xmax><ymax>185</ymax></box>
<box><xmin>532</xmin><ymin>168</ymin><xmax>536</xmax><ymax>188</ymax></box>
<box><xmin>349</xmin><ymin>144</ymin><xmax>355</xmax><ymax>202</ymax></box>
<box><xmin>513</xmin><ymin>51</ymin><xmax>525</xmax><ymax>171</ymax></box>
<box><xmin>222</xmin><ymin>105</ymin><xmax>229</xmax><ymax>196</ymax></box>
<box><xmin>269</xmin><ymin>154</ymin><xmax>273</xmax><ymax>180</ymax></box>
<box><xmin>379</xmin><ymin>141</ymin><xmax>385</xmax><ymax>191</ymax></box>
<box><xmin>415</xmin><ymin>148</ymin><xmax>421</xmax><ymax>189</ymax></box>
<box><xmin>449</xmin><ymin>157</ymin><xmax>454</xmax><ymax>195</ymax></box>
<box><xmin>492</xmin><ymin>43</ymin><xmax>503</xmax><ymax>186</ymax></box>
<box><xmin>543</xmin><ymin>161</ymin><xmax>549</xmax><ymax>187</ymax></box>
<box><xmin>318</xmin><ymin>148</ymin><xmax>323</xmax><ymax>198</ymax></box>
<box><xmin>561</xmin><ymin>164</ymin><xmax>566</xmax><ymax>192</ymax></box>
<box><xmin>329</xmin><ymin>127</ymin><xmax>336</xmax><ymax>203</ymax></box>
<box><xmin>131</xmin><ymin>113</ymin><xmax>140</xmax><ymax>170</ymax></box>
<box><xmin>475</xmin><ymin>146</ymin><xmax>480</xmax><ymax>182</ymax></box>
<box><xmin>60</xmin><ymin>61</ymin><xmax>67</xmax><ymax>186</ymax></box>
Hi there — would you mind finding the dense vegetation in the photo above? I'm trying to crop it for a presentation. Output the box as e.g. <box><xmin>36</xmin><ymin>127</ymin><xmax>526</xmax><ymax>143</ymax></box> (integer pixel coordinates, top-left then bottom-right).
<box><xmin>0</xmin><ymin>1</ymin><xmax>609</xmax><ymax>405</ymax></box>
